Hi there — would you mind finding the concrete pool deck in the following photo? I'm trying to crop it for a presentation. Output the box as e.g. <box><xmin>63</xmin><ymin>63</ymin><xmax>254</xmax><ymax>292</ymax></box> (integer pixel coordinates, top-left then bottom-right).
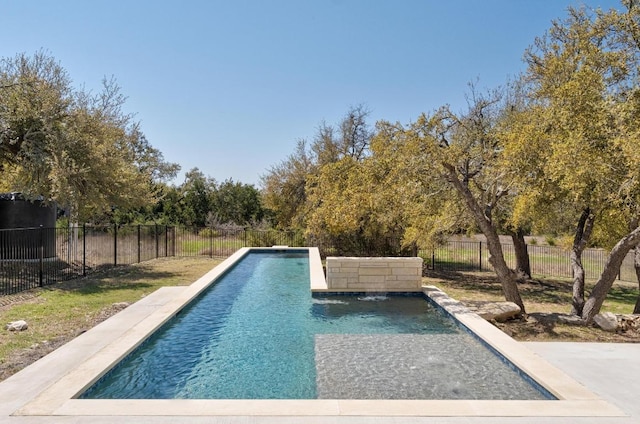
<box><xmin>0</xmin><ymin>248</ymin><xmax>637</xmax><ymax>423</ymax></box>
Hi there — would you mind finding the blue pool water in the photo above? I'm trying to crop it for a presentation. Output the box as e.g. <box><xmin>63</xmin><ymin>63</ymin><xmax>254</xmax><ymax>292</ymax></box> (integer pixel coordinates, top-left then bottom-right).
<box><xmin>81</xmin><ymin>251</ymin><xmax>550</xmax><ymax>400</ymax></box>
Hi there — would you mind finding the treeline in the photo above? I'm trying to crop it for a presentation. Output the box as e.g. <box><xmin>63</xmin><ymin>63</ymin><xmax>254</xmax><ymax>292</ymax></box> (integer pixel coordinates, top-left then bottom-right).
<box><xmin>260</xmin><ymin>3</ymin><xmax>640</xmax><ymax>323</ymax></box>
<box><xmin>115</xmin><ymin>168</ymin><xmax>266</xmax><ymax>228</ymax></box>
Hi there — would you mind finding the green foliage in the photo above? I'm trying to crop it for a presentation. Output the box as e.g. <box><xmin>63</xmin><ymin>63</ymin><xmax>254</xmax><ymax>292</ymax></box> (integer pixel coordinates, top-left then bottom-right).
<box><xmin>0</xmin><ymin>51</ymin><xmax>179</xmax><ymax>222</ymax></box>
<box><xmin>304</xmin><ymin>122</ymin><xmax>407</xmax><ymax>256</ymax></box>
<box><xmin>211</xmin><ymin>179</ymin><xmax>264</xmax><ymax>225</ymax></box>
<box><xmin>180</xmin><ymin>168</ymin><xmax>214</xmax><ymax>227</ymax></box>
<box><xmin>260</xmin><ymin>105</ymin><xmax>373</xmax><ymax>231</ymax></box>
<box><xmin>176</xmin><ymin>169</ymin><xmax>266</xmax><ymax>228</ymax></box>
<box><xmin>516</xmin><ymin>5</ymin><xmax>640</xmax><ymax>238</ymax></box>
<box><xmin>261</xmin><ymin>139</ymin><xmax>313</xmax><ymax>229</ymax></box>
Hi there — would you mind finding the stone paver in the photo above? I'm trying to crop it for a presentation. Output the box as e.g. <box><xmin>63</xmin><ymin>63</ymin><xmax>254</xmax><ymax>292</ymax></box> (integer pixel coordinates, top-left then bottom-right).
<box><xmin>526</xmin><ymin>342</ymin><xmax>640</xmax><ymax>421</ymax></box>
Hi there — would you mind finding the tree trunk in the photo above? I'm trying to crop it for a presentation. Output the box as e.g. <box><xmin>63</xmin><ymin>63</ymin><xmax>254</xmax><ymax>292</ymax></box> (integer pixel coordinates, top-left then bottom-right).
<box><xmin>634</xmin><ymin>246</ymin><xmax>640</xmax><ymax>314</ymax></box>
<box><xmin>486</xmin><ymin>232</ymin><xmax>525</xmax><ymax>313</ymax></box>
<box><xmin>570</xmin><ymin>208</ymin><xmax>595</xmax><ymax>316</ymax></box>
<box><xmin>582</xmin><ymin>225</ymin><xmax>640</xmax><ymax>323</ymax></box>
<box><xmin>443</xmin><ymin>165</ymin><xmax>525</xmax><ymax>313</ymax></box>
<box><xmin>510</xmin><ymin>228</ymin><xmax>531</xmax><ymax>280</ymax></box>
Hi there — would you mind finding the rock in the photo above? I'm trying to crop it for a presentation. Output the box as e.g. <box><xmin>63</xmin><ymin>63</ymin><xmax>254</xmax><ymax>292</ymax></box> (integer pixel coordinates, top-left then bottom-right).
<box><xmin>594</xmin><ymin>312</ymin><xmax>618</xmax><ymax>332</ymax></box>
<box><xmin>6</xmin><ymin>320</ymin><xmax>28</xmax><ymax>331</ymax></box>
<box><xmin>465</xmin><ymin>301</ymin><xmax>521</xmax><ymax>322</ymax></box>
<box><xmin>557</xmin><ymin>314</ymin><xmax>586</xmax><ymax>326</ymax></box>
<box><xmin>112</xmin><ymin>302</ymin><xmax>130</xmax><ymax>309</ymax></box>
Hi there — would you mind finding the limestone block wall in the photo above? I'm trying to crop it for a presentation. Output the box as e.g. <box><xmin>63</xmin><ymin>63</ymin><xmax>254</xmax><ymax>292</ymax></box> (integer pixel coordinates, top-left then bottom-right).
<box><xmin>325</xmin><ymin>257</ymin><xmax>423</xmax><ymax>292</ymax></box>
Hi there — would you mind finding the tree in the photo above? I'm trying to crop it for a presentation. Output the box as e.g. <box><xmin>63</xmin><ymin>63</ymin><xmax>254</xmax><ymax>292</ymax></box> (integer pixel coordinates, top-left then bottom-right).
<box><xmin>261</xmin><ymin>105</ymin><xmax>374</xmax><ymax>230</ymax></box>
<box><xmin>305</xmin><ymin>153</ymin><xmax>408</xmax><ymax>255</ymax></box>
<box><xmin>0</xmin><ymin>52</ymin><xmax>179</xmax><ymax>222</ymax></box>
<box><xmin>371</xmin><ymin>86</ymin><xmax>526</xmax><ymax>312</ymax></box>
<box><xmin>136</xmin><ymin>183</ymin><xmax>184</xmax><ymax>225</ymax></box>
<box><xmin>0</xmin><ymin>51</ymin><xmax>72</xmax><ymax>174</ymax></box>
<box><xmin>520</xmin><ymin>4</ymin><xmax>640</xmax><ymax>321</ymax></box>
<box><xmin>368</xmin><ymin>120</ymin><xmax>464</xmax><ymax>251</ymax></box>
<box><xmin>336</xmin><ymin>104</ymin><xmax>373</xmax><ymax>161</ymax></box>
<box><xmin>261</xmin><ymin>139</ymin><xmax>313</xmax><ymax>229</ymax></box>
<box><xmin>417</xmin><ymin>96</ymin><xmax>526</xmax><ymax>311</ymax></box>
<box><xmin>303</xmin><ymin>107</ymin><xmax>404</xmax><ymax>255</ymax></box>
<box><xmin>180</xmin><ymin>168</ymin><xmax>215</xmax><ymax>227</ymax></box>
<box><xmin>211</xmin><ymin>179</ymin><xmax>264</xmax><ymax>226</ymax></box>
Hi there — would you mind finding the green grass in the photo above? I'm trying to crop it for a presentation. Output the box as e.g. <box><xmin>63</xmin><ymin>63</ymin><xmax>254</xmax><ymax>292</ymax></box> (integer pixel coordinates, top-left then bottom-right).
<box><xmin>177</xmin><ymin>236</ymin><xmax>244</xmax><ymax>255</ymax></box>
<box><xmin>179</xmin><ymin>239</ymin><xmax>211</xmax><ymax>254</ymax></box>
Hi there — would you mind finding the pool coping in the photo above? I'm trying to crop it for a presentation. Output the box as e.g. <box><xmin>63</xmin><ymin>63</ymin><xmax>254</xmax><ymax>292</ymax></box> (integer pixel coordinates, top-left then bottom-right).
<box><xmin>1</xmin><ymin>247</ymin><xmax>626</xmax><ymax>419</ymax></box>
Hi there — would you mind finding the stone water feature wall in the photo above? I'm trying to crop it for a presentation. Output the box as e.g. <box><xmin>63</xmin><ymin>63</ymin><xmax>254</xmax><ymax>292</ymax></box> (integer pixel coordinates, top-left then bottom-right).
<box><xmin>325</xmin><ymin>256</ymin><xmax>423</xmax><ymax>292</ymax></box>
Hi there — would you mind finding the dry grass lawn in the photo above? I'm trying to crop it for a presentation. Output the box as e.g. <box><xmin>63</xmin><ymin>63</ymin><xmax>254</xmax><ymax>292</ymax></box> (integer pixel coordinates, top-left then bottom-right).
<box><xmin>425</xmin><ymin>270</ymin><xmax>640</xmax><ymax>343</ymax></box>
<box><xmin>0</xmin><ymin>256</ymin><xmax>221</xmax><ymax>381</ymax></box>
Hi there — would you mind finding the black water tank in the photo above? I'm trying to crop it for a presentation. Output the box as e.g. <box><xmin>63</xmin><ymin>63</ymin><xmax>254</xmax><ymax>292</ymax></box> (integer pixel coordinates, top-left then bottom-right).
<box><xmin>0</xmin><ymin>193</ymin><xmax>57</xmax><ymax>259</ymax></box>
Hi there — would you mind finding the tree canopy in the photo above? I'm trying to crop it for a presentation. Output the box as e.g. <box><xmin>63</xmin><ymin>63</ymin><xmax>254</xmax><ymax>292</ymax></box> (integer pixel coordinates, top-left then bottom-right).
<box><xmin>0</xmin><ymin>51</ymin><xmax>178</xmax><ymax>221</ymax></box>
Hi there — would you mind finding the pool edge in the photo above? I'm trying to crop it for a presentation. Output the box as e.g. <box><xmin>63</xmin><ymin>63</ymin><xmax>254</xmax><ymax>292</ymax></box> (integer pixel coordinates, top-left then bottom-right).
<box><xmin>422</xmin><ymin>285</ymin><xmax>601</xmax><ymax>401</ymax></box>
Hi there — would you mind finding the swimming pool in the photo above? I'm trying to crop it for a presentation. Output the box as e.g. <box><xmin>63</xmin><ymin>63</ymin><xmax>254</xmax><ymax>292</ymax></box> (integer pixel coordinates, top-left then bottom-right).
<box><xmin>80</xmin><ymin>250</ymin><xmax>549</xmax><ymax>400</ymax></box>
<box><xmin>9</xmin><ymin>247</ymin><xmax>623</xmax><ymax>419</ymax></box>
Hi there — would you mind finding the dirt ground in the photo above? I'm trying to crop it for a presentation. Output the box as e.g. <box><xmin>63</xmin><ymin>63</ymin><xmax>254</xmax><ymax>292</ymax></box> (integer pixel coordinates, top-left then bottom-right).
<box><xmin>426</xmin><ymin>270</ymin><xmax>640</xmax><ymax>343</ymax></box>
<box><xmin>493</xmin><ymin>312</ymin><xmax>640</xmax><ymax>343</ymax></box>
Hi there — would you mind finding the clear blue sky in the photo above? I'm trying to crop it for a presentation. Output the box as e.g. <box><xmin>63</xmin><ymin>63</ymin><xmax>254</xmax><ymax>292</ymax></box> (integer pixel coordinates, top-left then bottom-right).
<box><xmin>1</xmin><ymin>0</ymin><xmax>623</xmax><ymax>187</ymax></box>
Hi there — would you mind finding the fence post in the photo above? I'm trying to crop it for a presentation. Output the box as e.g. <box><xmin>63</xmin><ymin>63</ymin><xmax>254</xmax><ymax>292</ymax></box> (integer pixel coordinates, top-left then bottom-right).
<box><xmin>164</xmin><ymin>226</ymin><xmax>168</xmax><ymax>257</ymax></box>
<box><xmin>82</xmin><ymin>224</ymin><xmax>86</xmax><ymax>276</ymax></box>
<box><xmin>172</xmin><ymin>226</ymin><xmax>176</xmax><ymax>257</ymax></box>
<box><xmin>479</xmin><ymin>241</ymin><xmax>482</xmax><ymax>272</ymax></box>
<box><xmin>113</xmin><ymin>224</ymin><xmax>118</xmax><ymax>266</ymax></box>
<box><xmin>155</xmin><ymin>224</ymin><xmax>159</xmax><ymax>259</ymax></box>
<box><xmin>431</xmin><ymin>249</ymin><xmax>436</xmax><ymax>271</ymax></box>
<box><xmin>137</xmin><ymin>225</ymin><xmax>141</xmax><ymax>264</ymax></box>
<box><xmin>38</xmin><ymin>226</ymin><xmax>44</xmax><ymax>287</ymax></box>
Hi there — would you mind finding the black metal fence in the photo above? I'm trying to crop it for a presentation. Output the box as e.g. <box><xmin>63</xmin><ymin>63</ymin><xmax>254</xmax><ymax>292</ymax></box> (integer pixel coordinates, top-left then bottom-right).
<box><xmin>0</xmin><ymin>225</ymin><xmax>173</xmax><ymax>295</ymax></box>
<box><xmin>1</xmin><ymin>226</ymin><xmax>638</xmax><ymax>296</ymax></box>
<box><xmin>425</xmin><ymin>240</ymin><xmax>638</xmax><ymax>284</ymax></box>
